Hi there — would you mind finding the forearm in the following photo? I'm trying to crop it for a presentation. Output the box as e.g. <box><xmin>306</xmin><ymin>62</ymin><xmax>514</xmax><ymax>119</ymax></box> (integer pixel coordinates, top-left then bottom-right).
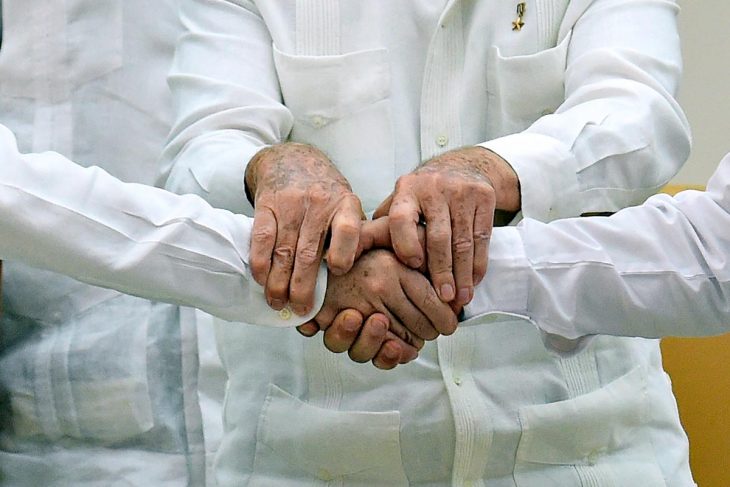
<box><xmin>0</xmin><ymin>125</ymin><xmax>325</xmax><ymax>325</ymax></box>
<box><xmin>466</xmin><ymin>156</ymin><xmax>730</xmax><ymax>339</ymax></box>
<box><xmin>159</xmin><ymin>0</ymin><xmax>292</xmax><ymax>213</ymax></box>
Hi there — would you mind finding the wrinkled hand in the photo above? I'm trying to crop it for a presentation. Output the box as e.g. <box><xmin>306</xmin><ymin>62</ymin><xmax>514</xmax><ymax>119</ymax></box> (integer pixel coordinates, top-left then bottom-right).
<box><xmin>298</xmin><ymin>309</ymin><xmax>418</xmax><ymax>370</ymax></box>
<box><xmin>296</xmin><ymin>249</ymin><xmax>458</xmax><ymax>369</ymax></box>
<box><xmin>374</xmin><ymin>146</ymin><xmax>520</xmax><ymax>308</ymax></box>
<box><xmin>246</xmin><ymin>143</ymin><xmax>363</xmax><ymax>316</ymax></box>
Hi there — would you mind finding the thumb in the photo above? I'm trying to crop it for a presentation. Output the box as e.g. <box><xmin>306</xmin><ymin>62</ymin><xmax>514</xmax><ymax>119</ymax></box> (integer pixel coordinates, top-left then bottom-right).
<box><xmin>356</xmin><ymin>217</ymin><xmax>393</xmax><ymax>258</ymax></box>
<box><xmin>373</xmin><ymin>193</ymin><xmax>394</xmax><ymax>219</ymax></box>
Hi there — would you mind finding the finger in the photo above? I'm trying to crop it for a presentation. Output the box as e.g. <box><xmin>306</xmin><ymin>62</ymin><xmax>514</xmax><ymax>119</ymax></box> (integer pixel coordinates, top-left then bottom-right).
<box><xmin>377</xmin><ymin>305</ymin><xmax>425</xmax><ymax>351</ymax></box>
<box><xmin>296</xmin><ymin>321</ymin><xmax>320</xmax><ymax>338</ymax></box>
<box><xmin>288</xmin><ymin>207</ymin><xmax>329</xmax><ymax>316</ymax></box>
<box><xmin>371</xmin><ymin>339</ymin><xmax>403</xmax><ymax>370</ymax></box>
<box><xmin>388</xmin><ymin>191</ymin><xmax>424</xmax><ymax>269</ymax></box>
<box><xmin>373</xmin><ymin>193</ymin><xmax>394</xmax><ymax>220</ymax></box>
<box><xmin>249</xmin><ymin>206</ymin><xmax>277</xmax><ymax>287</ymax></box>
<box><xmin>372</xmin><ymin>332</ymin><xmax>419</xmax><ymax>370</ymax></box>
<box><xmin>265</xmin><ymin>204</ymin><xmax>305</xmax><ymax>310</ymax></box>
<box><xmin>323</xmin><ymin>309</ymin><xmax>365</xmax><ymax>354</ymax></box>
<box><xmin>382</xmin><ymin>279</ymin><xmax>439</xmax><ymax>341</ymax></box>
<box><xmin>472</xmin><ymin>198</ymin><xmax>494</xmax><ymax>286</ymax></box>
<box><xmin>400</xmin><ymin>265</ymin><xmax>458</xmax><ymax>336</ymax></box>
<box><xmin>326</xmin><ymin>195</ymin><xmax>363</xmax><ymax>276</ymax></box>
<box><xmin>357</xmin><ymin>217</ymin><xmax>392</xmax><ymax>257</ymax></box>
<box><xmin>451</xmin><ymin>198</ymin><xmax>476</xmax><ymax>307</ymax></box>
<box><xmin>423</xmin><ymin>201</ymin><xmax>456</xmax><ymax>302</ymax></box>
<box><xmin>347</xmin><ymin>313</ymin><xmax>389</xmax><ymax>363</ymax></box>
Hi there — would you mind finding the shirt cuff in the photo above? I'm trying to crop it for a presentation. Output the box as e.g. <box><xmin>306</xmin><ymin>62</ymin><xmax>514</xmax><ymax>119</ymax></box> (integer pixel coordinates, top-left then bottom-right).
<box><xmin>479</xmin><ymin>132</ymin><xmax>581</xmax><ymax>222</ymax></box>
<box><xmin>463</xmin><ymin>226</ymin><xmax>529</xmax><ymax>319</ymax></box>
<box><xmin>238</xmin><ymin>263</ymin><xmax>329</xmax><ymax>328</ymax></box>
<box><xmin>169</xmin><ymin>131</ymin><xmax>264</xmax><ymax>216</ymax></box>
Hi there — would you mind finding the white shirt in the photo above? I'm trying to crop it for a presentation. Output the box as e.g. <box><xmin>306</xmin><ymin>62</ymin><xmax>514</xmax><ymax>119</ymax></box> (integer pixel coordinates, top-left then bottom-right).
<box><xmin>0</xmin><ymin>125</ymin><xmax>322</xmax><ymax>325</ymax></box>
<box><xmin>163</xmin><ymin>1</ymin><xmax>695</xmax><ymax>485</ymax></box>
<box><xmin>471</xmin><ymin>152</ymin><xmax>730</xmax><ymax>342</ymax></box>
<box><xmin>0</xmin><ymin>2</ymin><xmax>316</xmax><ymax>485</ymax></box>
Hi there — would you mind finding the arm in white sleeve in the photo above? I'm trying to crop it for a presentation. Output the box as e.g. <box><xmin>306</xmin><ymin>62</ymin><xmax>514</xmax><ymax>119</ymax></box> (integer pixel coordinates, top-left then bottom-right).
<box><xmin>480</xmin><ymin>0</ymin><xmax>691</xmax><ymax>221</ymax></box>
<box><xmin>466</xmin><ymin>153</ymin><xmax>730</xmax><ymax>340</ymax></box>
<box><xmin>0</xmin><ymin>125</ymin><xmax>325</xmax><ymax>326</ymax></box>
<box><xmin>159</xmin><ymin>0</ymin><xmax>289</xmax><ymax>214</ymax></box>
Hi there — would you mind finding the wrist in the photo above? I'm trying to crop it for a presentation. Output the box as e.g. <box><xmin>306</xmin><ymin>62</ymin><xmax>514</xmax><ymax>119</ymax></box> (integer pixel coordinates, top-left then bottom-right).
<box><xmin>471</xmin><ymin>146</ymin><xmax>521</xmax><ymax>213</ymax></box>
<box><xmin>244</xmin><ymin>146</ymin><xmax>269</xmax><ymax>206</ymax></box>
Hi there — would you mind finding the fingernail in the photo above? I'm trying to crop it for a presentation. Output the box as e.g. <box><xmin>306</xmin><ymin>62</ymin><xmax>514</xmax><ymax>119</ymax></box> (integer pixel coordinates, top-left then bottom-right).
<box><xmin>270</xmin><ymin>299</ymin><xmax>284</xmax><ymax>310</ymax></box>
<box><xmin>342</xmin><ymin>313</ymin><xmax>360</xmax><ymax>333</ymax></box>
<box><xmin>291</xmin><ymin>304</ymin><xmax>309</xmax><ymax>316</ymax></box>
<box><xmin>407</xmin><ymin>257</ymin><xmax>422</xmax><ymax>268</ymax></box>
<box><xmin>383</xmin><ymin>345</ymin><xmax>400</xmax><ymax>361</ymax></box>
<box><xmin>440</xmin><ymin>284</ymin><xmax>455</xmax><ymax>301</ymax></box>
<box><xmin>458</xmin><ymin>287</ymin><xmax>472</xmax><ymax>304</ymax></box>
<box><xmin>372</xmin><ymin>319</ymin><xmax>388</xmax><ymax>336</ymax></box>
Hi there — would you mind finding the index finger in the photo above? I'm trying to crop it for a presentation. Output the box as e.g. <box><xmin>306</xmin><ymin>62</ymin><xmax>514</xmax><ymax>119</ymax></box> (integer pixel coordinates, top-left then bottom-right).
<box><xmin>388</xmin><ymin>192</ymin><xmax>424</xmax><ymax>269</ymax></box>
<box><xmin>326</xmin><ymin>194</ymin><xmax>363</xmax><ymax>275</ymax></box>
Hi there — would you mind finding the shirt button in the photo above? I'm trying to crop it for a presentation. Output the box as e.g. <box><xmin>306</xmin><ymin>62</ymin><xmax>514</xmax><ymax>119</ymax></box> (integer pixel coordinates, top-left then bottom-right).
<box><xmin>311</xmin><ymin>115</ymin><xmax>326</xmax><ymax>128</ymax></box>
<box><xmin>453</xmin><ymin>377</ymin><xmax>463</xmax><ymax>386</ymax></box>
<box><xmin>436</xmin><ymin>134</ymin><xmax>449</xmax><ymax>147</ymax></box>
<box><xmin>278</xmin><ymin>307</ymin><xmax>292</xmax><ymax>321</ymax></box>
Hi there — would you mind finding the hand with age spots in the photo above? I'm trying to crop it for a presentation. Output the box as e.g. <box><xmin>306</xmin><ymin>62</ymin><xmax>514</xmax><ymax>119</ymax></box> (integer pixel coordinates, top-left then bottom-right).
<box><xmin>374</xmin><ymin>146</ymin><xmax>520</xmax><ymax>309</ymax></box>
<box><xmin>246</xmin><ymin>142</ymin><xmax>364</xmax><ymax>316</ymax></box>
<box><xmin>296</xmin><ymin>249</ymin><xmax>457</xmax><ymax>370</ymax></box>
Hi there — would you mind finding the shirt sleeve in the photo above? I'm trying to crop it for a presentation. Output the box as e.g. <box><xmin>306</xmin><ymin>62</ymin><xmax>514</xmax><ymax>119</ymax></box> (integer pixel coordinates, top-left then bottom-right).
<box><xmin>159</xmin><ymin>0</ymin><xmax>288</xmax><ymax>215</ymax></box>
<box><xmin>0</xmin><ymin>124</ymin><xmax>325</xmax><ymax>326</ymax></box>
<box><xmin>466</xmin><ymin>154</ymin><xmax>730</xmax><ymax>340</ymax></box>
<box><xmin>479</xmin><ymin>0</ymin><xmax>691</xmax><ymax>222</ymax></box>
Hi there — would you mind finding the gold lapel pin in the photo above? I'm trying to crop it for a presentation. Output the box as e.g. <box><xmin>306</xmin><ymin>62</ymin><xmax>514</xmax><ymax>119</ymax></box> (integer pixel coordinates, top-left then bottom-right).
<box><xmin>512</xmin><ymin>2</ymin><xmax>526</xmax><ymax>31</ymax></box>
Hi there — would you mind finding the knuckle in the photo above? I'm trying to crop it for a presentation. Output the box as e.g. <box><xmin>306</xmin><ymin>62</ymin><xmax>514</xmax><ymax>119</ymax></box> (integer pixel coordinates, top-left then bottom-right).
<box><xmin>451</xmin><ymin>236</ymin><xmax>474</xmax><ymax>255</ymax></box>
<box><xmin>273</xmin><ymin>245</ymin><xmax>296</xmax><ymax>268</ymax></box>
<box><xmin>252</xmin><ymin>225</ymin><xmax>275</xmax><ymax>243</ymax></box>
<box><xmin>367</xmin><ymin>279</ymin><xmax>388</xmax><ymax>296</ymax></box>
<box><xmin>295</xmin><ymin>245</ymin><xmax>321</xmax><ymax>267</ymax></box>
<box><xmin>308</xmin><ymin>188</ymin><xmax>332</xmax><ymax>206</ymax></box>
<box><xmin>473</xmin><ymin>229</ymin><xmax>492</xmax><ymax>243</ymax></box>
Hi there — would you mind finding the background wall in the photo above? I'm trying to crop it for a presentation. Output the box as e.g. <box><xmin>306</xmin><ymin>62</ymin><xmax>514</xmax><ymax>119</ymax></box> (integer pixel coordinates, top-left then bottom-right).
<box><xmin>662</xmin><ymin>5</ymin><xmax>730</xmax><ymax>487</ymax></box>
<box><xmin>671</xmin><ymin>0</ymin><xmax>730</xmax><ymax>185</ymax></box>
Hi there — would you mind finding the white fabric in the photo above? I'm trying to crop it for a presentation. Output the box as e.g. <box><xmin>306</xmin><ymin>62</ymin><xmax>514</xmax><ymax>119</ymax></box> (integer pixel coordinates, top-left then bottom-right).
<box><xmin>163</xmin><ymin>1</ymin><xmax>695</xmax><ymax>485</ymax></box>
<box><xmin>0</xmin><ymin>125</ymin><xmax>323</xmax><ymax>325</ymax></box>
<box><xmin>0</xmin><ymin>1</ymin><xmax>319</xmax><ymax>485</ymax></box>
<box><xmin>471</xmin><ymin>152</ymin><xmax>730</xmax><ymax>342</ymax></box>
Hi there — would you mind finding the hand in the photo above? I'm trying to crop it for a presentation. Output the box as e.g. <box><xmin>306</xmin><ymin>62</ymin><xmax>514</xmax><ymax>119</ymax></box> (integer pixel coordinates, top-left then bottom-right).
<box><xmin>374</xmin><ymin>146</ymin><xmax>520</xmax><ymax>308</ymax></box>
<box><xmin>297</xmin><ymin>249</ymin><xmax>458</xmax><ymax>366</ymax></box>
<box><xmin>298</xmin><ymin>310</ymin><xmax>418</xmax><ymax>370</ymax></box>
<box><xmin>246</xmin><ymin>143</ymin><xmax>364</xmax><ymax>316</ymax></box>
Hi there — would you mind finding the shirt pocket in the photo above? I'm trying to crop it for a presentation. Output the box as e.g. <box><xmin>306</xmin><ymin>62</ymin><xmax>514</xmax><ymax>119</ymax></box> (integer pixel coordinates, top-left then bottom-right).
<box><xmin>486</xmin><ymin>31</ymin><xmax>572</xmax><ymax>139</ymax></box>
<box><xmin>272</xmin><ymin>45</ymin><xmax>395</xmax><ymax>213</ymax></box>
<box><xmin>514</xmin><ymin>365</ymin><xmax>667</xmax><ymax>486</ymax></box>
<box><xmin>0</xmin><ymin>0</ymin><xmax>123</xmax><ymax>99</ymax></box>
<box><xmin>249</xmin><ymin>384</ymin><xmax>409</xmax><ymax>486</ymax></box>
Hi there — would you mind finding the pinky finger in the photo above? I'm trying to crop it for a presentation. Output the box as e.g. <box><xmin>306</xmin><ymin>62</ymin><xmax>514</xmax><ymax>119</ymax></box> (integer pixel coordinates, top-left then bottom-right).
<box><xmin>250</xmin><ymin>207</ymin><xmax>277</xmax><ymax>286</ymax></box>
<box><xmin>296</xmin><ymin>321</ymin><xmax>320</xmax><ymax>338</ymax></box>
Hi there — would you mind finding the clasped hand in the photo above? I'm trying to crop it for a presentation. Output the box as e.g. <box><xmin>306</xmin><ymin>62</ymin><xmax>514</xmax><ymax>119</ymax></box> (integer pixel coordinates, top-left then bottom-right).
<box><xmin>246</xmin><ymin>143</ymin><xmax>520</xmax><ymax>369</ymax></box>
